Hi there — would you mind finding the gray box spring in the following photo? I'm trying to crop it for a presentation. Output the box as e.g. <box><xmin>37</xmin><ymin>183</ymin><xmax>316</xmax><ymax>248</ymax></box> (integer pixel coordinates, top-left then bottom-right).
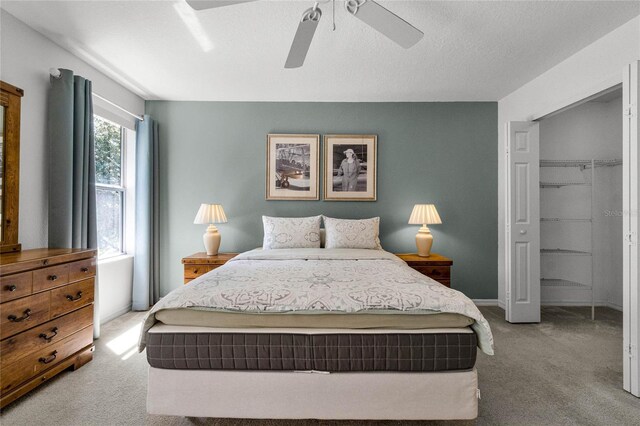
<box><xmin>146</xmin><ymin>332</ymin><xmax>477</xmax><ymax>372</ymax></box>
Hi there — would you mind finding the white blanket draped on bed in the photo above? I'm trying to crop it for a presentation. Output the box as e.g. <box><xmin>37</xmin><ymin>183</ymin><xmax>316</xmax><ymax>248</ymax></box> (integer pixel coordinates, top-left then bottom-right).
<box><xmin>139</xmin><ymin>248</ymin><xmax>494</xmax><ymax>355</ymax></box>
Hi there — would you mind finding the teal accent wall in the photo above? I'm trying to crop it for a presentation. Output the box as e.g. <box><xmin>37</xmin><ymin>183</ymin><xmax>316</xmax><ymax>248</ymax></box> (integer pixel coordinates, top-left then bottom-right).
<box><xmin>146</xmin><ymin>101</ymin><xmax>498</xmax><ymax>299</ymax></box>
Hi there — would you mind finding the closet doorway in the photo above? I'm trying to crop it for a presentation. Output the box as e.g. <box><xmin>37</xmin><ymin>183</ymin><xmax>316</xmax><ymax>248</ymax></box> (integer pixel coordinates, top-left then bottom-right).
<box><xmin>505</xmin><ymin>61</ymin><xmax>640</xmax><ymax>396</ymax></box>
<box><xmin>538</xmin><ymin>86</ymin><xmax>623</xmax><ymax>319</ymax></box>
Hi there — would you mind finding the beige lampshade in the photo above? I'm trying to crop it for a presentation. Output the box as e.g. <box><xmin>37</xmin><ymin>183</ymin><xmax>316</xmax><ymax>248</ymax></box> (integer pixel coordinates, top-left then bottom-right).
<box><xmin>193</xmin><ymin>204</ymin><xmax>228</xmax><ymax>224</ymax></box>
<box><xmin>408</xmin><ymin>204</ymin><xmax>442</xmax><ymax>225</ymax></box>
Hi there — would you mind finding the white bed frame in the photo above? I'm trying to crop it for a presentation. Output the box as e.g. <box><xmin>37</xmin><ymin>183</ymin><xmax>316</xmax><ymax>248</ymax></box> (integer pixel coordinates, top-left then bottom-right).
<box><xmin>145</xmin><ymin>325</ymin><xmax>480</xmax><ymax>420</ymax></box>
<box><xmin>147</xmin><ymin>367</ymin><xmax>478</xmax><ymax>420</ymax></box>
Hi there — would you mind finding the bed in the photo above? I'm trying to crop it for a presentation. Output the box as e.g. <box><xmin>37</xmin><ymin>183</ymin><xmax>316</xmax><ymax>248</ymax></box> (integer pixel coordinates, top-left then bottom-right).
<box><xmin>139</xmin><ymin>248</ymin><xmax>494</xmax><ymax>420</ymax></box>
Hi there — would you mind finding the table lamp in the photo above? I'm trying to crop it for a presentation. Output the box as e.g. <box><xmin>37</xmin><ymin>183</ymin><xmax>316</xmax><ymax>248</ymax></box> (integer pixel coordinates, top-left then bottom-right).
<box><xmin>193</xmin><ymin>204</ymin><xmax>227</xmax><ymax>256</ymax></box>
<box><xmin>408</xmin><ymin>204</ymin><xmax>442</xmax><ymax>257</ymax></box>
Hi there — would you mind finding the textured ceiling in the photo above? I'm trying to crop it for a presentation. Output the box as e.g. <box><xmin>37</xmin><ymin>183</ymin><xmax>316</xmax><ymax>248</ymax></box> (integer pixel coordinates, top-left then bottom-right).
<box><xmin>2</xmin><ymin>0</ymin><xmax>639</xmax><ymax>101</ymax></box>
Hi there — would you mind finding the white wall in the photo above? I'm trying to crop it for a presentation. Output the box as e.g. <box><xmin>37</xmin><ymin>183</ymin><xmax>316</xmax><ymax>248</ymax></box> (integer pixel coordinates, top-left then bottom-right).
<box><xmin>539</xmin><ymin>97</ymin><xmax>623</xmax><ymax>308</ymax></box>
<box><xmin>0</xmin><ymin>10</ymin><xmax>144</xmax><ymax>322</ymax></box>
<box><xmin>0</xmin><ymin>9</ymin><xmax>145</xmax><ymax>248</ymax></box>
<box><xmin>497</xmin><ymin>16</ymin><xmax>640</xmax><ymax>308</ymax></box>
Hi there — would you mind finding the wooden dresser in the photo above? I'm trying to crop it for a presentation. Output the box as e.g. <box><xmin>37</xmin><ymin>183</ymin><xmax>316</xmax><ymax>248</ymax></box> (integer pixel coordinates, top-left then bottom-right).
<box><xmin>0</xmin><ymin>248</ymin><xmax>96</xmax><ymax>408</ymax></box>
<box><xmin>395</xmin><ymin>253</ymin><xmax>453</xmax><ymax>287</ymax></box>
<box><xmin>182</xmin><ymin>252</ymin><xmax>238</xmax><ymax>284</ymax></box>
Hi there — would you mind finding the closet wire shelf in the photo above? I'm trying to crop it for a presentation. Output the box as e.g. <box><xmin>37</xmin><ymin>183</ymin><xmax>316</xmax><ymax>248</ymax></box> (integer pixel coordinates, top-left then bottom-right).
<box><xmin>541</xmin><ymin>248</ymin><xmax>592</xmax><ymax>256</ymax></box>
<box><xmin>538</xmin><ymin>158</ymin><xmax>621</xmax><ymax>320</ymax></box>
<box><xmin>541</xmin><ymin>279</ymin><xmax>591</xmax><ymax>289</ymax></box>
<box><xmin>539</xmin><ymin>159</ymin><xmax>620</xmax><ymax>188</ymax></box>
<box><xmin>541</xmin><ymin>218</ymin><xmax>592</xmax><ymax>222</ymax></box>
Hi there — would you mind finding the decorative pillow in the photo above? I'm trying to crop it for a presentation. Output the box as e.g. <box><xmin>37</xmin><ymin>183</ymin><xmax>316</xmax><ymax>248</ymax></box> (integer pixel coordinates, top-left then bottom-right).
<box><xmin>323</xmin><ymin>216</ymin><xmax>382</xmax><ymax>249</ymax></box>
<box><xmin>262</xmin><ymin>216</ymin><xmax>322</xmax><ymax>249</ymax></box>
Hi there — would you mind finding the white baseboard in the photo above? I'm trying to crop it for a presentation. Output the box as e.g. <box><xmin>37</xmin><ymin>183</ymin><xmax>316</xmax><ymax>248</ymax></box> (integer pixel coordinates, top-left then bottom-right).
<box><xmin>605</xmin><ymin>301</ymin><xmax>623</xmax><ymax>311</ymax></box>
<box><xmin>472</xmin><ymin>299</ymin><xmax>499</xmax><ymax>306</ymax></box>
<box><xmin>101</xmin><ymin>304</ymin><xmax>133</xmax><ymax>325</ymax></box>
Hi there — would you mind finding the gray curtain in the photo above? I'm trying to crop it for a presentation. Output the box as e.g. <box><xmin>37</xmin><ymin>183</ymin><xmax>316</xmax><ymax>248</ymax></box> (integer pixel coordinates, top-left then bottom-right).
<box><xmin>132</xmin><ymin>115</ymin><xmax>160</xmax><ymax>311</ymax></box>
<box><xmin>48</xmin><ymin>68</ymin><xmax>100</xmax><ymax>338</ymax></box>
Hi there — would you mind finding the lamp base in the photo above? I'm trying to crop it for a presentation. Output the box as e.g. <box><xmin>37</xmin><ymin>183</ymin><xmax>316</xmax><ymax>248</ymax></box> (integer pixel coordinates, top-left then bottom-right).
<box><xmin>203</xmin><ymin>225</ymin><xmax>221</xmax><ymax>256</ymax></box>
<box><xmin>415</xmin><ymin>225</ymin><xmax>433</xmax><ymax>257</ymax></box>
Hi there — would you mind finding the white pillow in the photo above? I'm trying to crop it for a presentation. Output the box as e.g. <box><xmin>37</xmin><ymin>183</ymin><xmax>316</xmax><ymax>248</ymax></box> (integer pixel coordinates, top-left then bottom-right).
<box><xmin>262</xmin><ymin>216</ymin><xmax>322</xmax><ymax>249</ymax></box>
<box><xmin>323</xmin><ymin>216</ymin><xmax>382</xmax><ymax>249</ymax></box>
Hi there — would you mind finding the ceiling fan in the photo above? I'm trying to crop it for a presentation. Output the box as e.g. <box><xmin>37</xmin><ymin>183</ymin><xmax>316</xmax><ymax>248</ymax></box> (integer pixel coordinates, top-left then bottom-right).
<box><xmin>185</xmin><ymin>0</ymin><xmax>424</xmax><ymax>68</ymax></box>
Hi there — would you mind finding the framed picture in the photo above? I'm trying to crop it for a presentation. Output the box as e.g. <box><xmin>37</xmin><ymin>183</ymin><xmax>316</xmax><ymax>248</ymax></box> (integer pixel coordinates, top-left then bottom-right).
<box><xmin>266</xmin><ymin>134</ymin><xmax>320</xmax><ymax>200</ymax></box>
<box><xmin>323</xmin><ymin>134</ymin><xmax>377</xmax><ymax>201</ymax></box>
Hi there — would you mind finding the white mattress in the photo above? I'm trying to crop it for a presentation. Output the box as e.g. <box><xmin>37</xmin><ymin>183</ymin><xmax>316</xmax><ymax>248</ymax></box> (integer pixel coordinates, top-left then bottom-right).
<box><xmin>147</xmin><ymin>323</ymin><xmax>474</xmax><ymax>335</ymax></box>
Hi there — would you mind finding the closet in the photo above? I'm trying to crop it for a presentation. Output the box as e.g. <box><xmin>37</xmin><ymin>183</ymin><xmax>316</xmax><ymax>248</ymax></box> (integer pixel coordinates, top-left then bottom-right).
<box><xmin>538</xmin><ymin>88</ymin><xmax>623</xmax><ymax>319</ymax></box>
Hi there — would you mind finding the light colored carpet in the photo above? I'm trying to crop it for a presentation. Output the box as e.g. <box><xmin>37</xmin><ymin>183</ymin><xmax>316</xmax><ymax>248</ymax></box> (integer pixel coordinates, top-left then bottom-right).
<box><xmin>1</xmin><ymin>306</ymin><xmax>639</xmax><ymax>425</ymax></box>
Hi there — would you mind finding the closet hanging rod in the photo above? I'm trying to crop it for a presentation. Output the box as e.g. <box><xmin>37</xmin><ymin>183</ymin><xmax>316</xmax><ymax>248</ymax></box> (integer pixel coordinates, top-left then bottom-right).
<box><xmin>540</xmin><ymin>159</ymin><xmax>622</xmax><ymax>168</ymax></box>
<box><xmin>49</xmin><ymin>68</ymin><xmax>144</xmax><ymax>122</ymax></box>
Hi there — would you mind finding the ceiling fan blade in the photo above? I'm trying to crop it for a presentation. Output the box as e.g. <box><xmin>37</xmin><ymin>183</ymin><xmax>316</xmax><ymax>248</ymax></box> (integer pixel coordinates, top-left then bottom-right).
<box><xmin>285</xmin><ymin>7</ymin><xmax>322</xmax><ymax>69</ymax></box>
<box><xmin>186</xmin><ymin>0</ymin><xmax>259</xmax><ymax>11</ymax></box>
<box><xmin>345</xmin><ymin>0</ymin><xmax>423</xmax><ymax>48</ymax></box>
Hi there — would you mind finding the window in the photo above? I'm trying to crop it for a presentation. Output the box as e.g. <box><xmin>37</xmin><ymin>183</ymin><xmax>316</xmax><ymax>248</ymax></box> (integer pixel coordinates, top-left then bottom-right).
<box><xmin>94</xmin><ymin>115</ymin><xmax>126</xmax><ymax>258</ymax></box>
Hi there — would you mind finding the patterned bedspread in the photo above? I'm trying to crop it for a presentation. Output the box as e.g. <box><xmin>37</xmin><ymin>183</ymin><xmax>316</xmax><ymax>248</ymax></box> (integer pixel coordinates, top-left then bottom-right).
<box><xmin>139</xmin><ymin>248</ymin><xmax>494</xmax><ymax>354</ymax></box>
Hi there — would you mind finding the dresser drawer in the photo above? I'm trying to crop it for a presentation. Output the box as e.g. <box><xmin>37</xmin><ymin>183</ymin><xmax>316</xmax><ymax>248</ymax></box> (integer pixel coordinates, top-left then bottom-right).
<box><xmin>50</xmin><ymin>278</ymin><xmax>94</xmax><ymax>319</ymax></box>
<box><xmin>0</xmin><ymin>292</ymin><xmax>50</xmax><ymax>340</ymax></box>
<box><xmin>0</xmin><ymin>305</ymin><xmax>93</xmax><ymax>369</ymax></box>
<box><xmin>0</xmin><ymin>325</ymin><xmax>93</xmax><ymax>395</ymax></box>
<box><xmin>0</xmin><ymin>271</ymin><xmax>32</xmax><ymax>303</ymax></box>
<box><xmin>412</xmin><ymin>266</ymin><xmax>451</xmax><ymax>279</ymax></box>
<box><xmin>68</xmin><ymin>258</ymin><xmax>96</xmax><ymax>282</ymax></box>
<box><xmin>184</xmin><ymin>265</ymin><xmax>215</xmax><ymax>279</ymax></box>
<box><xmin>33</xmin><ymin>264</ymin><xmax>70</xmax><ymax>292</ymax></box>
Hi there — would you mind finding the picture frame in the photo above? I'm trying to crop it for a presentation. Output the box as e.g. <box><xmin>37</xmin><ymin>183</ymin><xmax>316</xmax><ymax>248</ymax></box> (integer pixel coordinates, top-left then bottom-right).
<box><xmin>266</xmin><ymin>134</ymin><xmax>320</xmax><ymax>200</ymax></box>
<box><xmin>323</xmin><ymin>134</ymin><xmax>377</xmax><ymax>201</ymax></box>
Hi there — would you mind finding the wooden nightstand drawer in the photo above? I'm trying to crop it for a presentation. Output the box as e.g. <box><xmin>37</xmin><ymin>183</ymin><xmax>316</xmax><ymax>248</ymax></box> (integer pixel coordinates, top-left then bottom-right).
<box><xmin>184</xmin><ymin>265</ymin><xmax>215</xmax><ymax>279</ymax></box>
<box><xmin>395</xmin><ymin>253</ymin><xmax>453</xmax><ymax>288</ymax></box>
<box><xmin>182</xmin><ymin>253</ymin><xmax>238</xmax><ymax>284</ymax></box>
<box><xmin>412</xmin><ymin>266</ymin><xmax>450</xmax><ymax>279</ymax></box>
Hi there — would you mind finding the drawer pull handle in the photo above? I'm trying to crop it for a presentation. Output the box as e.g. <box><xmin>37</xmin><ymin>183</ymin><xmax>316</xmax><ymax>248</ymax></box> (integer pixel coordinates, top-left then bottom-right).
<box><xmin>39</xmin><ymin>351</ymin><xmax>58</xmax><ymax>364</ymax></box>
<box><xmin>39</xmin><ymin>327</ymin><xmax>59</xmax><ymax>342</ymax></box>
<box><xmin>430</xmin><ymin>270</ymin><xmax>441</xmax><ymax>276</ymax></box>
<box><xmin>7</xmin><ymin>285</ymin><xmax>17</xmax><ymax>292</ymax></box>
<box><xmin>49</xmin><ymin>274</ymin><xmax>58</xmax><ymax>281</ymax></box>
<box><xmin>66</xmin><ymin>291</ymin><xmax>83</xmax><ymax>301</ymax></box>
<box><xmin>81</xmin><ymin>267</ymin><xmax>89</xmax><ymax>273</ymax></box>
<box><xmin>8</xmin><ymin>309</ymin><xmax>32</xmax><ymax>322</ymax></box>
<box><xmin>193</xmin><ymin>268</ymin><xmax>198</xmax><ymax>273</ymax></box>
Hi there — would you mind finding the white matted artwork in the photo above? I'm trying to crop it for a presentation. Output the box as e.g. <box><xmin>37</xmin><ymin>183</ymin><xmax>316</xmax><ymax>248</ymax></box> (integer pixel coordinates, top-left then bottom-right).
<box><xmin>266</xmin><ymin>134</ymin><xmax>320</xmax><ymax>200</ymax></box>
<box><xmin>324</xmin><ymin>134</ymin><xmax>377</xmax><ymax>201</ymax></box>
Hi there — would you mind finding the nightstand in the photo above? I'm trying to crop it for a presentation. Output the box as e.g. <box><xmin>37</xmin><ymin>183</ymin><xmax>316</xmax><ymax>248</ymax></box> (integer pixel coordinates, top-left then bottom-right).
<box><xmin>181</xmin><ymin>252</ymin><xmax>238</xmax><ymax>284</ymax></box>
<box><xmin>395</xmin><ymin>253</ymin><xmax>453</xmax><ymax>287</ymax></box>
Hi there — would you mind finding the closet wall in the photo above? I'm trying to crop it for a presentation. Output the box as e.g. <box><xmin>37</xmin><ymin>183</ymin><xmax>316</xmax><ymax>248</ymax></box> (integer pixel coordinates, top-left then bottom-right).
<box><xmin>539</xmin><ymin>91</ymin><xmax>623</xmax><ymax>309</ymax></box>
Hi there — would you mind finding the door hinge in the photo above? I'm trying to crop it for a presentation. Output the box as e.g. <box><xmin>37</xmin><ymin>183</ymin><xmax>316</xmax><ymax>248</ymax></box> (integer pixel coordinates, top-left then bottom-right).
<box><xmin>627</xmin><ymin>344</ymin><xmax>636</xmax><ymax>359</ymax></box>
<box><xmin>626</xmin><ymin>232</ymin><xmax>637</xmax><ymax>245</ymax></box>
<box><xmin>624</xmin><ymin>104</ymin><xmax>636</xmax><ymax>118</ymax></box>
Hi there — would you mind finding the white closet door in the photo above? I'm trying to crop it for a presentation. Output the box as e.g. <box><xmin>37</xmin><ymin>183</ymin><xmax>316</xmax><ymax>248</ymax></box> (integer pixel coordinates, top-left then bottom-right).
<box><xmin>623</xmin><ymin>61</ymin><xmax>640</xmax><ymax>397</ymax></box>
<box><xmin>505</xmin><ymin>122</ymin><xmax>541</xmax><ymax>323</ymax></box>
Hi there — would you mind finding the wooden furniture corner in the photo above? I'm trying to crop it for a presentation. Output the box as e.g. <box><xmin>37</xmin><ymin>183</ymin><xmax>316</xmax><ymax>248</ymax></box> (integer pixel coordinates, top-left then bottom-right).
<box><xmin>182</xmin><ymin>252</ymin><xmax>238</xmax><ymax>284</ymax></box>
<box><xmin>395</xmin><ymin>253</ymin><xmax>453</xmax><ymax>287</ymax></box>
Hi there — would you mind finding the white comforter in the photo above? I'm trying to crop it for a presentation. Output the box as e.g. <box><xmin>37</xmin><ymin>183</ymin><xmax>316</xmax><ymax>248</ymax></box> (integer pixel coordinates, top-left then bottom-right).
<box><xmin>139</xmin><ymin>248</ymin><xmax>494</xmax><ymax>354</ymax></box>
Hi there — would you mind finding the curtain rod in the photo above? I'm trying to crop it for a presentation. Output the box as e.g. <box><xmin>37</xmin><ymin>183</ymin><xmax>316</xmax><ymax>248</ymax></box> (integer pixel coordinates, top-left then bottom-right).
<box><xmin>49</xmin><ymin>68</ymin><xmax>144</xmax><ymax>122</ymax></box>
